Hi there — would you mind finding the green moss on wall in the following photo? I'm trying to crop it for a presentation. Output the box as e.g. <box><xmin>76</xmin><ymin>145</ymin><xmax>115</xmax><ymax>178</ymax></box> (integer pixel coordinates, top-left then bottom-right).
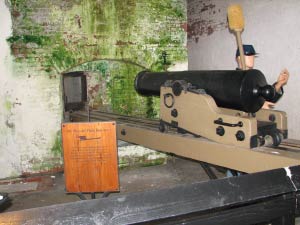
<box><xmin>74</xmin><ymin>60</ymin><xmax>152</xmax><ymax>116</ymax></box>
<box><xmin>8</xmin><ymin>0</ymin><xmax>26</xmax><ymax>7</ymax></box>
<box><xmin>51</xmin><ymin>131</ymin><xmax>62</xmax><ymax>156</ymax></box>
<box><xmin>7</xmin><ymin>0</ymin><xmax>187</xmax><ymax>75</ymax></box>
<box><xmin>4</xmin><ymin>100</ymin><xmax>13</xmax><ymax>111</ymax></box>
<box><xmin>148</xmin><ymin>1</ymin><xmax>185</xmax><ymax>20</ymax></box>
<box><xmin>30</xmin><ymin>157</ymin><xmax>62</xmax><ymax>172</ymax></box>
<box><xmin>7</xmin><ymin>35</ymin><xmax>51</xmax><ymax>46</ymax></box>
<box><xmin>98</xmin><ymin>62</ymin><xmax>108</xmax><ymax>77</ymax></box>
<box><xmin>6</xmin><ymin>0</ymin><xmax>187</xmax><ymax>173</ymax></box>
<box><xmin>118</xmin><ymin>153</ymin><xmax>167</xmax><ymax>169</ymax></box>
<box><xmin>7</xmin><ymin>0</ymin><xmax>187</xmax><ymax>115</ymax></box>
<box><xmin>146</xmin><ymin>97</ymin><xmax>157</xmax><ymax>118</ymax></box>
<box><xmin>51</xmin><ymin>45</ymin><xmax>76</xmax><ymax>70</ymax></box>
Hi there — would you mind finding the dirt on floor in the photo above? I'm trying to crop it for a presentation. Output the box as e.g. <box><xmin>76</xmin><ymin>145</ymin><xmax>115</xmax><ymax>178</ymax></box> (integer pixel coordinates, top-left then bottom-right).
<box><xmin>0</xmin><ymin>156</ymin><xmax>225</xmax><ymax>213</ymax></box>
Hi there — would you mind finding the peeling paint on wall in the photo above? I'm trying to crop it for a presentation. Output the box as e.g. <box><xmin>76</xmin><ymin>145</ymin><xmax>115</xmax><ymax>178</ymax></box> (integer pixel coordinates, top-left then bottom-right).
<box><xmin>187</xmin><ymin>0</ymin><xmax>227</xmax><ymax>43</ymax></box>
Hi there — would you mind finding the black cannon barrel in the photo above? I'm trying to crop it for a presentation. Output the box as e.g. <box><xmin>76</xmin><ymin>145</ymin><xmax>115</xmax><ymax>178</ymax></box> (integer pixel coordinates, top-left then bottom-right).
<box><xmin>134</xmin><ymin>70</ymin><xmax>275</xmax><ymax>113</ymax></box>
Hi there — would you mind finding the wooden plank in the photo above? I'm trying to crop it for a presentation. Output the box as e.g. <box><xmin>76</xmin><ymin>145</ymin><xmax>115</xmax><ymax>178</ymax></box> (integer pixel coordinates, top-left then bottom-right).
<box><xmin>0</xmin><ymin>166</ymin><xmax>298</xmax><ymax>225</ymax></box>
<box><xmin>62</xmin><ymin>121</ymin><xmax>119</xmax><ymax>193</ymax></box>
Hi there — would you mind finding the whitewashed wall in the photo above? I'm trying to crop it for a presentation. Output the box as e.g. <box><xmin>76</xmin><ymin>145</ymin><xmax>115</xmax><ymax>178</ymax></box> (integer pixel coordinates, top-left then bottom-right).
<box><xmin>0</xmin><ymin>0</ymin><xmax>20</xmax><ymax>177</ymax></box>
<box><xmin>188</xmin><ymin>0</ymin><xmax>300</xmax><ymax>139</ymax></box>
<box><xmin>0</xmin><ymin>2</ymin><xmax>62</xmax><ymax>178</ymax></box>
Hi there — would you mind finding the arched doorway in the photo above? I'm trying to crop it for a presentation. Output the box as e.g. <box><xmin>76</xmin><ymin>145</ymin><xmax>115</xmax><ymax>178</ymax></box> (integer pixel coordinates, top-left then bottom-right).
<box><xmin>62</xmin><ymin>59</ymin><xmax>158</xmax><ymax>118</ymax></box>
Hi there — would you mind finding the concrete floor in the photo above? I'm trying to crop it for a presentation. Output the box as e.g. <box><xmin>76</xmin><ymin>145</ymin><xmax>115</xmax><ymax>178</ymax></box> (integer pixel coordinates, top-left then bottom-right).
<box><xmin>1</xmin><ymin>156</ymin><xmax>224</xmax><ymax>213</ymax></box>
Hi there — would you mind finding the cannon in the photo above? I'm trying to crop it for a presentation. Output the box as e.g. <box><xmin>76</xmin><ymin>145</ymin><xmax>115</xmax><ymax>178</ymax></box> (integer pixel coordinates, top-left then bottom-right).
<box><xmin>135</xmin><ymin>70</ymin><xmax>287</xmax><ymax>148</ymax></box>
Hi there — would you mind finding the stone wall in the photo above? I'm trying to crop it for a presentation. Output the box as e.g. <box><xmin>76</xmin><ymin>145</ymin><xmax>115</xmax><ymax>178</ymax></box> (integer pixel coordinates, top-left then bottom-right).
<box><xmin>0</xmin><ymin>0</ymin><xmax>187</xmax><ymax>178</ymax></box>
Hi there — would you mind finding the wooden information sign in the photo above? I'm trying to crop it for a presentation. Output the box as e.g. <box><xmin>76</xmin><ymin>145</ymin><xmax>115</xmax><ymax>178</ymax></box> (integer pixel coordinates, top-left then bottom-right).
<box><xmin>62</xmin><ymin>121</ymin><xmax>119</xmax><ymax>193</ymax></box>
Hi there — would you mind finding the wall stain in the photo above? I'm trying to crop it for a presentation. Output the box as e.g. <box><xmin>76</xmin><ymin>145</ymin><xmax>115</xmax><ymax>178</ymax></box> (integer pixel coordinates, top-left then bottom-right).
<box><xmin>207</xmin><ymin>25</ymin><xmax>214</xmax><ymax>35</ymax></box>
<box><xmin>115</xmin><ymin>40</ymin><xmax>135</xmax><ymax>46</ymax></box>
<box><xmin>74</xmin><ymin>15</ymin><xmax>82</xmax><ymax>29</ymax></box>
<box><xmin>181</xmin><ymin>22</ymin><xmax>188</xmax><ymax>32</ymax></box>
<box><xmin>200</xmin><ymin>3</ymin><xmax>215</xmax><ymax>12</ymax></box>
<box><xmin>51</xmin><ymin>131</ymin><xmax>62</xmax><ymax>156</ymax></box>
<box><xmin>187</xmin><ymin>1</ymin><xmax>228</xmax><ymax>42</ymax></box>
<box><xmin>188</xmin><ymin>19</ymin><xmax>227</xmax><ymax>41</ymax></box>
<box><xmin>5</xmin><ymin>120</ymin><xmax>15</xmax><ymax>129</ymax></box>
<box><xmin>4</xmin><ymin>100</ymin><xmax>13</xmax><ymax>111</ymax></box>
<box><xmin>88</xmin><ymin>84</ymin><xmax>100</xmax><ymax>97</ymax></box>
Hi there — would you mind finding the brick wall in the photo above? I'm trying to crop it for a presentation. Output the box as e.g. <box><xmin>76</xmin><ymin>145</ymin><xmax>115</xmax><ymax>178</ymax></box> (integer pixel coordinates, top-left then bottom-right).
<box><xmin>0</xmin><ymin>0</ymin><xmax>187</xmax><ymax>177</ymax></box>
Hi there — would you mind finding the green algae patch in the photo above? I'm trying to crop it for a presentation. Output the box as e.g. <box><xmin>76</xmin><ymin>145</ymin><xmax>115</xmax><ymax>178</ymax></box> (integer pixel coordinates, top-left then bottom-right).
<box><xmin>51</xmin><ymin>131</ymin><xmax>62</xmax><ymax>157</ymax></box>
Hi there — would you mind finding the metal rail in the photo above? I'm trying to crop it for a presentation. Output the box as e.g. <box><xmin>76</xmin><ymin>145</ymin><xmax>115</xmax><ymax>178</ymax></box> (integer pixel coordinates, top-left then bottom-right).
<box><xmin>71</xmin><ymin>110</ymin><xmax>160</xmax><ymax>127</ymax></box>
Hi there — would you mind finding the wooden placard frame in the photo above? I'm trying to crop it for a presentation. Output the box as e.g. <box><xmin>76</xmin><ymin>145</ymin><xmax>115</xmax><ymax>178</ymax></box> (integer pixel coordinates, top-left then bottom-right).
<box><xmin>62</xmin><ymin>121</ymin><xmax>119</xmax><ymax>193</ymax></box>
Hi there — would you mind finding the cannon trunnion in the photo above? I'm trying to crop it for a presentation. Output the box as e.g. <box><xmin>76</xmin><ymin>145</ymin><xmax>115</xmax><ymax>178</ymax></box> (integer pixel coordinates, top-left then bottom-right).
<box><xmin>135</xmin><ymin>70</ymin><xmax>287</xmax><ymax>148</ymax></box>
